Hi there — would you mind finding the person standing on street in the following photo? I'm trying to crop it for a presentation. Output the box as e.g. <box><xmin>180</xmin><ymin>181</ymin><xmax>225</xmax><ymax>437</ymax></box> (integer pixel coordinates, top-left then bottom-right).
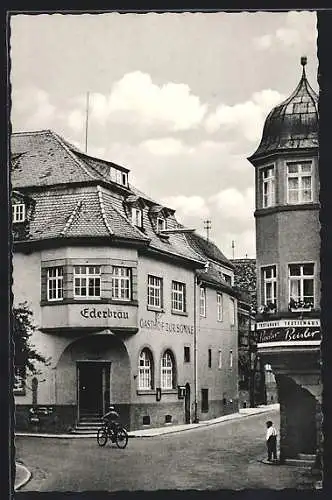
<box><xmin>266</xmin><ymin>420</ymin><xmax>277</xmax><ymax>461</ymax></box>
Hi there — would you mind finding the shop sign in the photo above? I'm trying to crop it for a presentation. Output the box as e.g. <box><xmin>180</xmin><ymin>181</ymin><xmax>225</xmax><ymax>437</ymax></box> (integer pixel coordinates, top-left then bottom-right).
<box><xmin>80</xmin><ymin>307</ymin><xmax>129</xmax><ymax>320</ymax></box>
<box><xmin>256</xmin><ymin>319</ymin><xmax>320</xmax><ymax>330</ymax></box>
<box><xmin>258</xmin><ymin>326</ymin><xmax>321</xmax><ymax>343</ymax></box>
<box><xmin>139</xmin><ymin>318</ymin><xmax>194</xmax><ymax>334</ymax></box>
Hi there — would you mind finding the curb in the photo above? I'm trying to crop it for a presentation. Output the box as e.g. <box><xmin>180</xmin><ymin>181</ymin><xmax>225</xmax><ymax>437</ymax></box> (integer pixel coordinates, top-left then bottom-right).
<box><xmin>15</xmin><ymin>462</ymin><xmax>32</xmax><ymax>491</ymax></box>
<box><xmin>15</xmin><ymin>405</ymin><xmax>278</xmax><ymax>439</ymax></box>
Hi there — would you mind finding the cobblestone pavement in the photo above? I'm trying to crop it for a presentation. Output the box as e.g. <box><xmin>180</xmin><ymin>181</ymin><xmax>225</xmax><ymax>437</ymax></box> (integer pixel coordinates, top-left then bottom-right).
<box><xmin>15</xmin><ymin>409</ymin><xmax>313</xmax><ymax>491</ymax></box>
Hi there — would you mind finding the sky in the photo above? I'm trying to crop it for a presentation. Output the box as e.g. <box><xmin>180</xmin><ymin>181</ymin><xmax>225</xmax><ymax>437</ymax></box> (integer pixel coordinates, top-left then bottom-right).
<box><xmin>10</xmin><ymin>11</ymin><xmax>318</xmax><ymax>259</ymax></box>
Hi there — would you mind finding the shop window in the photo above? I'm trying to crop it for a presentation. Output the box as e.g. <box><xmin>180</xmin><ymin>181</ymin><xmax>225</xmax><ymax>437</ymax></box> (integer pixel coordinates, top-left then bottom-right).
<box><xmin>184</xmin><ymin>346</ymin><xmax>190</xmax><ymax>363</ymax></box>
<box><xmin>142</xmin><ymin>415</ymin><xmax>151</xmax><ymax>425</ymax></box>
<box><xmin>74</xmin><ymin>266</ymin><xmax>101</xmax><ymax>298</ymax></box>
<box><xmin>12</xmin><ymin>203</ymin><xmax>26</xmax><ymax>223</ymax></box>
<box><xmin>201</xmin><ymin>388</ymin><xmax>209</xmax><ymax>413</ymax></box>
<box><xmin>288</xmin><ymin>263</ymin><xmax>314</xmax><ymax>309</ymax></box>
<box><xmin>261</xmin><ymin>165</ymin><xmax>275</xmax><ymax>208</ymax></box>
<box><xmin>138</xmin><ymin>348</ymin><xmax>154</xmax><ymax>390</ymax></box>
<box><xmin>147</xmin><ymin>275</ymin><xmax>163</xmax><ymax>309</ymax></box>
<box><xmin>217</xmin><ymin>293</ymin><xmax>223</xmax><ymax>321</ymax></box>
<box><xmin>161</xmin><ymin>350</ymin><xmax>176</xmax><ymax>389</ymax></box>
<box><xmin>171</xmin><ymin>281</ymin><xmax>186</xmax><ymax>313</ymax></box>
<box><xmin>200</xmin><ymin>287</ymin><xmax>206</xmax><ymax>317</ymax></box>
<box><xmin>287</xmin><ymin>161</ymin><xmax>312</xmax><ymax>204</ymax></box>
<box><xmin>47</xmin><ymin>266</ymin><xmax>64</xmax><ymax>301</ymax></box>
<box><xmin>165</xmin><ymin>415</ymin><xmax>172</xmax><ymax>424</ymax></box>
<box><xmin>112</xmin><ymin>266</ymin><xmax>131</xmax><ymax>301</ymax></box>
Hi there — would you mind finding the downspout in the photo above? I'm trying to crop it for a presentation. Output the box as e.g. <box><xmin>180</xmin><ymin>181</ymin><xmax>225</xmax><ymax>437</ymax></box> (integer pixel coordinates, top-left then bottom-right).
<box><xmin>193</xmin><ymin>273</ymin><xmax>199</xmax><ymax>423</ymax></box>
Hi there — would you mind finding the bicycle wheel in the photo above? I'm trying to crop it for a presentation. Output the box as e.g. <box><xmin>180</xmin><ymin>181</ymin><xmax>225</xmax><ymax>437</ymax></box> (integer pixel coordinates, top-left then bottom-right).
<box><xmin>97</xmin><ymin>427</ymin><xmax>108</xmax><ymax>447</ymax></box>
<box><xmin>115</xmin><ymin>428</ymin><xmax>128</xmax><ymax>449</ymax></box>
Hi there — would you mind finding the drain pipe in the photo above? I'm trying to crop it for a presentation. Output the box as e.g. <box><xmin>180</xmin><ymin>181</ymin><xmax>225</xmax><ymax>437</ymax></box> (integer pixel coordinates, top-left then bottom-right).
<box><xmin>193</xmin><ymin>273</ymin><xmax>199</xmax><ymax>423</ymax></box>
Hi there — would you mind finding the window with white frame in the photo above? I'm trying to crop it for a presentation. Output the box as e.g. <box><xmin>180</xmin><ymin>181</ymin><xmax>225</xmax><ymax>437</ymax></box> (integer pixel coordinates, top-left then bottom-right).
<box><xmin>112</xmin><ymin>266</ymin><xmax>131</xmax><ymax>301</ymax></box>
<box><xmin>287</xmin><ymin>162</ymin><xmax>312</xmax><ymax>204</ymax></box>
<box><xmin>261</xmin><ymin>166</ymin><xmax>275</xmax><ymax>208</ymax></box>
<box><xmin>47</xmin><ymin>267</ymin><xmax>64</xmax><ymax>301</ymax></box>
<box><xmin>157</xmin><ymin>217</ymin><xmax>167</xmax><ymax>233</ymax></box>
<box><xmin>217</xmin><ymin>293</ymin><xmax>223</xmax><ymax>321</ymax></box>
<box><xmin>230</xmin><ymin>298</ymin><xmax>236</xmax><ymax>325</ymax></box>
<box><xmin>147</xmin><ymin>275</ymin><xmax>163</xmax><ymax>309</ymax></box>
<box><xmin>14</xmin><ymin>366</ymin><xmax>26</xmax><ymax>394</ymax></box>
<box><xmin>262</xmin><ymin>266</ymin><xmax>277</xmax><ymax>306</ymax></box>
<box><xmin>289</xmin><ymin>263</ymin><xmax>314</xmax><ymax>307</ymax></box>
<box><xmin>171</xmin><ymin>281</ymin><xmax>186</xmax><ymax>313</ymax></box>
<box><xmin>138</xmin><ymin>348</ymin><xmax>153</xmax><ymax>389</ymax></box>
<box><xmin>131</xmin><ymin>207</ymin><xmax>143</xmax><ymax>228</ymax></box>
<box><xmin>218</xmin><ymin>349</ymin><xmax>222</xmax><ymax>369</ymax></box>
<box><xmin>200</xmin><ymin>287</ymin><xmax>206</xmax><ymax>317</ymax></box>
<box><xmin>74</xmin><ymin>266</ymin><xmax>101</xmax><ymax>298</ymax></box>
<box><xmin>161</xmin><ymin>350</ymin><xmax>175</xmax><ymax>389</ymax></box>
<box><xmin>12</xmin><ymin>203</ymin><xmax>26</xmax><ymax>223</ymax></box>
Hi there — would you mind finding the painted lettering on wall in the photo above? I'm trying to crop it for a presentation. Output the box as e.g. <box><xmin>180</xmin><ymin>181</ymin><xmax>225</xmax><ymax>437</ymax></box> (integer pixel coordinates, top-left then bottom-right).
<box><xmin>259</xmin><ymin>326</ymin><xmax>321</xmax><ymax>343</ymax></box>
<box><xmin>80</xmin><ymin>308</ymin><xmax>129</xmax><ymax>320</ymax></box>
<box><xmin>139</xmin><ymin>318</ymin><xmax>194</xmax><ymax>334</ymax></box>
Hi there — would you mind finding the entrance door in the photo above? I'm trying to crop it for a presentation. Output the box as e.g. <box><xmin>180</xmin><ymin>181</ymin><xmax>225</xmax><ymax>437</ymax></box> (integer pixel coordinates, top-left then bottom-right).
<box><xmin>185</xmin><ymin>383</ymin><xmax>191</xmax><ymax>424</ymax></box>
<box><xmin>78</xmin><ymin>362</ymin><xmax>104</xmax><ymax>416</ymax></box>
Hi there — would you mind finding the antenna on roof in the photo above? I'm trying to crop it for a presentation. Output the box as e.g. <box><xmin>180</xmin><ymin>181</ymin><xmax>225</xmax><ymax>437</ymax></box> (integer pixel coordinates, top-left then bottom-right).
<box><xmin>85</xmin><ymin>91</ymin><xmax>90</xmax><ymax>154</ymax></box>
<box><xmin>232</xmin><ymin>240</ymin><xmax>235</xmax><ymax>259</ymax></box>
<box><xmin>301</xmin><ymin>55</ymin><xmax>307</xmax><ymax>78</ymax></box>
<box><xmin>204</xmin><ymin>220</ymin><xmax>211</xmax><ymax>242</ymax></box>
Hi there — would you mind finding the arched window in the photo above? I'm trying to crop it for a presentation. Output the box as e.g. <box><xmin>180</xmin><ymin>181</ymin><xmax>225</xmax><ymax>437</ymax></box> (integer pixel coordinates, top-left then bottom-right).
<box><xmin>139</xmin><ymin>349</ymin><xmax>153</xmax><ymax>389</ymax></box>
<box><xmin>161</xmin><ymin>350</ymin><xmax>176</xmax><ymax>389</ymax></box>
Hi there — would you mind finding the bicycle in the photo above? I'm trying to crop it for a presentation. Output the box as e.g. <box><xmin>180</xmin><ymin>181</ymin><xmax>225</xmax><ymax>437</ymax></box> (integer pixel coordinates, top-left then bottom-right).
<box><xmin>97</xmin><ymin>421</ymin><xmax>129</xmax><ymax>449</ymax></box>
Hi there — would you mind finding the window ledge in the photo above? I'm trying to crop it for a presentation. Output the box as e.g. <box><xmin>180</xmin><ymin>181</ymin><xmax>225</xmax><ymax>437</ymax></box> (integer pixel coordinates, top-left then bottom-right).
<box><xmin>137</xmin><ymin>389</ymin><xmax>155</xmax><ymax>396</ymax></box>
<box><xmin>171</xmin><ymin>310</ymin><xmax>188</xmax><ymax>317</ymax></box>
<box><xmin>41</xmin><ymin>298</ymin><xmax>139</xmax><ymax>307</ymax></box>
<box><xmin>147</xmin><ymin>306</ymin><xmax>165</xmax><ymax>313</ymax></box>
<box><xmin>161</xmin><ymin>389</ymin><xmax>178</xmax><ymax>394</ymax></box>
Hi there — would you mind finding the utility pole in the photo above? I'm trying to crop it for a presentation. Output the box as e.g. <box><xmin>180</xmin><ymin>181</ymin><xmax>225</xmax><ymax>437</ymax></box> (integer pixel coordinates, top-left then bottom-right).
<box><xmin>203</xmin><ymin>220</ymin><xmax>211</xmax><ymax>242</ymax></box>
<box><xmin>232</xmin><ymin>240</ymin><xmax>235</xmax><ymax>259</ymax></box>
<box><xmin>85</xmin><ymin>91</ymin><xmax>90</xmax><ymax>154</ymax></box>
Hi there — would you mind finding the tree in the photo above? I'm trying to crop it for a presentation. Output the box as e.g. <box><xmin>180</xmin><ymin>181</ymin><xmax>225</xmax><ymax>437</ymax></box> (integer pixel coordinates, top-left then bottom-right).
<box><xmin>13</xmin><ymin>301</ymin><xmax>50</xmax><ymax>374</ymax></box>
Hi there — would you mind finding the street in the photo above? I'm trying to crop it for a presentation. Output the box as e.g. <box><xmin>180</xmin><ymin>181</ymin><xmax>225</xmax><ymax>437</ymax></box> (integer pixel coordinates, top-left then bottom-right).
<box><xmin>15</xmin><ymin>409</ymin><xmax>311</xmax><ymax>491</ymax></box>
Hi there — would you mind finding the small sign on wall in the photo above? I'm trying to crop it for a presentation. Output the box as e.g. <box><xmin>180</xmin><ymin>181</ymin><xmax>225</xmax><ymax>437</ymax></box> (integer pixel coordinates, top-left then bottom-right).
<box><xmin>156</xmin><ymin>387</ymin><xmax>161</xmax><ymax>401</ymax></box>
<box><xmin>178</xmin><ymin>386</ymin><xmax>186</xmax><ymax>399</ymax></box>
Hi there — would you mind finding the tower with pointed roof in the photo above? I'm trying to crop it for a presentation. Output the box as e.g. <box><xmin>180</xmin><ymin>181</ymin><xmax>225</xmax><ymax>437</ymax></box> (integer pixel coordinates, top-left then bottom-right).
<box><xmin>248</xmin><ymin>58</ymin><xmax>321</xmax><ymax>464</ymax></box>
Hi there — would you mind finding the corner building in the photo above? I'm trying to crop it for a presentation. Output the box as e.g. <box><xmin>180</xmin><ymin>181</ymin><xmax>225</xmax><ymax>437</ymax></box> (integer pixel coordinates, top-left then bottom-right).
<box><xmin>12</xmin><ymin>130</ymin><xmax>239</xmax><ymax>432</ymax></box>
<box><xmin>248</xmin><ymin>58</ymin><xmax>321</xmax><ymax>462</ymax></box>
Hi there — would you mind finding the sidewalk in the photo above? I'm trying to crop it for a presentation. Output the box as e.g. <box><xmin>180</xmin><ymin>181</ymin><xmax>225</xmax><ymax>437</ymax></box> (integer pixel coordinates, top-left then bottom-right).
<box><xmin>15</xmin><ymin>403</ymin><xmax>279</xmax><ymax>439</ymax></box>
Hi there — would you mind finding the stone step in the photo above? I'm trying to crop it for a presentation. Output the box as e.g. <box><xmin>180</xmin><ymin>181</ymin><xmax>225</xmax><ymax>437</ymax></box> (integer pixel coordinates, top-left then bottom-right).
<box><xmin>71</xmin><ymin>429</ymin><xmax>98</xmax><ymax>435</ymax></box>
<box><xmin>285</xmin><ymin>458</ymin><xmax>315</xmax><ymax>467</ymax></box>
<box><xmin>298</xmin><ymin>453</ymin><xmax>316</xmax><ymax>461</ymax></box>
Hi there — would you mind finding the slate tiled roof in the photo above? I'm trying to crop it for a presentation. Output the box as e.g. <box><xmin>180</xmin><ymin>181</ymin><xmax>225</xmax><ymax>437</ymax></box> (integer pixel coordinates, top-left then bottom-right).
<box><xmin>185</xmin><ymin>232</ymin><xmax>234</xmax><ymax>270</ymax></box>
<box><xmin>196</xmin><ymin>265</ymin><xmax>237</xmax><ymax>297</ymax></box>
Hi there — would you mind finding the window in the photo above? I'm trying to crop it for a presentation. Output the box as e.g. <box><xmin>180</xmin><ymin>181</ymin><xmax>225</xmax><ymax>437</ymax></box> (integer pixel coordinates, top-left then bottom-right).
<box><xmin>139</xmin><ymin>349</ymin><xmax>153</xmax><ymax>390</ymax></box>
<box><xmin>289</xmin><ymin>263</ymin><xmax>314</xmax><ymax>308</ymax></box>
<box><xmin>147</xmin><ymin>275</ymin><xmax>163</xmax><ymax>309</ymax></box>
<box><xmin>262</xmin><ymin>266</ymin><xmax>277</xmax><ymax>307</ymax></box>
<box><xmin>12</xmin><ymin>203</ymin><xmax>26</xmax><ymax>223</ymax></box>
<box><xmin>230</xmin><ymin>298</ymin><xmax>236</xmax><ymax>325</ymax></box>
<box><xmin>218</xmin><ymin>350</ymin><xmax>222</xmax><ymax>369</ymax></box>
<box><xmin>208</xmin><ymin>348</ymin><xmax>212</xmax><ymax>368</ymax></box>
<box><xmin>131</xmin><ymin>207</ymin><xmax>143</xmax><ymax>228</ymax></box>
<box><xmin>223</xmin><ymin>274</ymin><xmax>232</xmax><ymax>285</ymax></box>
<box><xmin>287</xmin><ymin>162</ymin><xmax>312</xmax><ymax>204</ymax></box>
<box><xmin>47</xmin><ymin>267</ymin><xmax>64</xmax><ymax>301</ymax></box>
<box><xmin>161</xmin><ymin>350</ymin><xmax>175</xmax><ymax>389</ymax></box>
<box><xmin>157</xmin><ymin>217</ymin><xmax>166</xmax><ymax>233</ymax></box>
<box><xmin>230</xmin><ymin>350</ymin><xmax>233</xmax><ymax>369</ymax></box>
<box><xmin>217</xmin><ymin>293</ymin><xmax>223</xmax><ymax>321</ymax></box>
<box><xmin>200</xmin><ymin>287</ymin><xmax>206</xmax><ymax>317</ymax></box>
<box><xmin>171</xmin><ymin>281</ymin><xmax>186</xmax><ymax>313</ymax></box>
<box><xmin>112</xmin><ymin>266</ymin><xmax>131</xmax><ymax>301</ymax></box>
<box><xmin>184</xmin><ymin>346</ymin><xmax>190</xmax><ymax>363</ymax></box>
<box><xmin>261</xmin><ymin>166</ymin><xmax>275</xmax><ymax>208</ymax></box>
<box><xmin>201</xmin><ymin>388</ymin><xmax>209</xmax><ymax>412</ymax></box>
<box><xmin>74</xmin><ymin>266</ymin><xmax>101</xmax><ymax>298</ymax></box>
<box><xmin>121</xmin><ymin>172</ymin><xmax>128</xmax><ymax>186</ymax></box>
<box><xmin>14</xmin><ymin>366</ymin><xmax>25</xmax><ymax>395</ymax></box>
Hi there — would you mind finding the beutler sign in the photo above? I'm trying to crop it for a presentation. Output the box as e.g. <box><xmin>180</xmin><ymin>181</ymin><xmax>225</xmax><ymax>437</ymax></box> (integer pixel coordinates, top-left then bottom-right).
<box><xmin>259</xmin><ymin>326</ymin><xmax>321</xmax><ymax>343</ymax></box>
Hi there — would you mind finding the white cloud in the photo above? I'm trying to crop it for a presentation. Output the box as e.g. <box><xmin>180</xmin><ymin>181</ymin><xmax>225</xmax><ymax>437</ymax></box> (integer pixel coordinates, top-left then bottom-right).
<box><xmin>161</xmin><ymin>195</ymin><xmax>210</xmax><ymax>218</ymax></box>
<box><xmin>11</xmin><ymin>87</ymin><xmax>56</xmax><ymax>130</ymax></box>
<box><xmin>253</xmin><ymin>11</ymin><xmax>316</xmax><ymax>51</ymax></box>
<box><xmin>209</xmin><ymin>187</ymin><xmax>255</xmax><ymax>221</ymax></box>
<box><xmin>205</xmin><ymin>89</ymin><xmax>285</xmax><ymax>141</ymax></box>
<box><xmin>140</xmin><ymin>137</ymin><xmax>194</xmax><ymax>156</ymax></box>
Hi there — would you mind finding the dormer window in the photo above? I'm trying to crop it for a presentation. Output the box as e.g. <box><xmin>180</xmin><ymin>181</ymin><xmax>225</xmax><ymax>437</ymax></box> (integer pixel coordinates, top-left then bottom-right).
<box><xmin>132</xmin><ymin>207</ymin><xmax>143</xmax><ymax>228</ymax></box>
<box><xmin>110</xmin><ymin>166</ymin><xmax>128</xmax><ymax>187</ymax></box>
<box><xmin>157</xmin><ymin>217</ymin><xmax>167</xmax><ymax>233</ymax></box>
<box><xmin>121</xmin><ymin>172</ymin><xmax>128</xmax><ymax>187</ymax></box>
<box><xmin>12</xmin><ymin>203</ymin><xmax>26</xmax><ymax>223</ymax></box>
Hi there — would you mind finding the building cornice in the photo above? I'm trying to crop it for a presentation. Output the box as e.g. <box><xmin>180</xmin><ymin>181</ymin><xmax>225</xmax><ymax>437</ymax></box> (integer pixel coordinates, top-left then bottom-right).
<box><xmin>254</xmin><ymin>203</ymin><xmax>320</xmax><ymax>218</ymax></box>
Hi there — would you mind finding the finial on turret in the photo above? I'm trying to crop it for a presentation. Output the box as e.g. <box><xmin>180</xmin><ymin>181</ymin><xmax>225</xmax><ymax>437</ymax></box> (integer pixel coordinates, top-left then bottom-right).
<box><xmin>301</xmin><ymin>55</ymin><xmax>307</xmax><ymax>67</ymax></box>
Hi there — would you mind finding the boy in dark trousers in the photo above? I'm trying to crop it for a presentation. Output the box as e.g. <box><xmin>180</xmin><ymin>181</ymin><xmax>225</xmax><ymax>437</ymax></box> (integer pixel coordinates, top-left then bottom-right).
<box><xmin>266</xmin><ymin>420</ymin><xmax>277</xmax><ymax>461</ymax></box>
